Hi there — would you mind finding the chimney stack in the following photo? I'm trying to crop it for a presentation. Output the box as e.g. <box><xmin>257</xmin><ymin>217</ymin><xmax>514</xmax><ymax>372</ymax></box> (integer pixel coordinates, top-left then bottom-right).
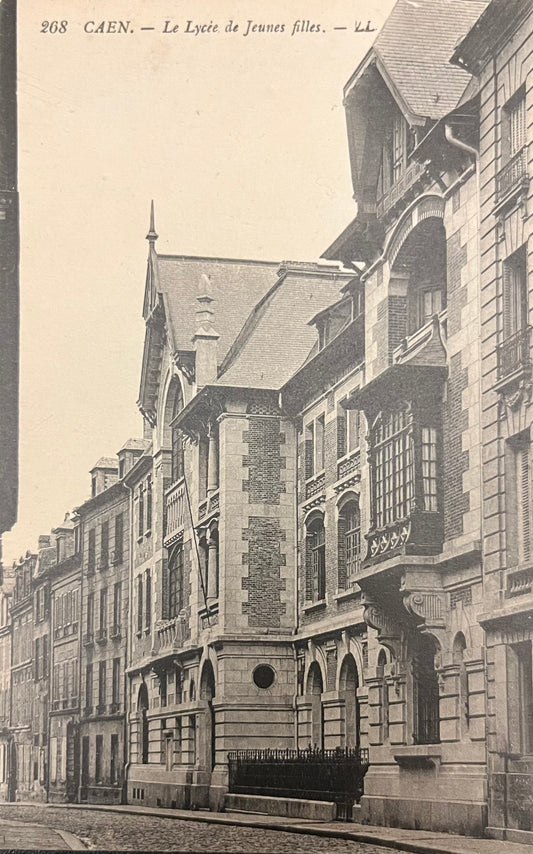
<box><xmin>193</xmin><ymin>273</ymin><xmax>219</xmax><ymax>389</ymax></box>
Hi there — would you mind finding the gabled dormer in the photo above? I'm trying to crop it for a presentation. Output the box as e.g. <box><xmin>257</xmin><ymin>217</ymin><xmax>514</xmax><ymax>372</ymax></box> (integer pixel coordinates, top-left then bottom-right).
<box><xmin>330</xmin><ymin>0</ymin><xmax>488</xmax><ymax>266</ymax></box>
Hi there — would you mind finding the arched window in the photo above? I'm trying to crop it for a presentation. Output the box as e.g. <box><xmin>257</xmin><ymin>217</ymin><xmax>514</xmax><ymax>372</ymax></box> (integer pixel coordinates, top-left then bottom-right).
<box><xmin>413</xmin><ymin>634</ymin><xmax>440</xmax><ymax>745</ymax></box>
<box><xmin>306</xmin><ymin>514</ymin><xmax>326</xmax><ymax>602</ymax></box>
<box><xmin>338</xmin><ymin>498</ymin><xmax>361</xmax><ymax>588</ymax></box>
<box><xmin>306</xmin><ymin>662</ymin><xmax>324</xmax><ymax>749</ymax></box>
<box><xmin>137</xmin><ymin>683</ymin><xmax>149</xmax><ymax>764</ymax></box>
<box><xmin>339</xmin><ymin>654</ymin><xmax>360</xmax><ymax>748</ymax></box>
<box><xmin>171</xmin><ymin>384</ymin><xmax>185</xmax><ymax>483</ymax></box>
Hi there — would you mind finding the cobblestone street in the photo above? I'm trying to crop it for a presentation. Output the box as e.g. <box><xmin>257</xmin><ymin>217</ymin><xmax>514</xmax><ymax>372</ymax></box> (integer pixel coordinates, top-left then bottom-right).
<box><xmin>0</xmin><ymin>805</ymin><xmax>404</xmax><ymax>852</ymax></box>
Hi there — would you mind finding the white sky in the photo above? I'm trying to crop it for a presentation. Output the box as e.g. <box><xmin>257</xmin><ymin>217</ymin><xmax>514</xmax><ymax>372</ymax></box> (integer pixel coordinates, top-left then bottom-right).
<box><xmin>4</xmin><ymin>0</ymin><xmax>396</xmax><ymax>564</ymax></box>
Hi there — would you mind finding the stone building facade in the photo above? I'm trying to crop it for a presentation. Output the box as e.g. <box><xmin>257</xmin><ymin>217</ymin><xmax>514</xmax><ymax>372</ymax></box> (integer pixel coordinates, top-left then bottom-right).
<box><xmin>0</xmin><ymin>0</ymin><xmax>530</xmax><ymax>842</ymax></box>
<box><xmin>453</xmin><ymin>0</ymin><xmax>533</xmax><ymax>843</ymax></box>
<box><xmin>0</xmin><ymin>564</ymin><xmax>14</xmax><ymax>801</ymax></box>
<box><xmin>77</xmin><ymin>444</ymin><xmax>143</xmax><ymax>804</ymax></box>
<box><xmin>10</xmin><ymin>551</ymin><xmax>37</xmax><ymax>800</ymax></box>
<box><xmin>48</xmin><ymin>516</ymin><xmax>81</xmax><ymax>803</ymax></box>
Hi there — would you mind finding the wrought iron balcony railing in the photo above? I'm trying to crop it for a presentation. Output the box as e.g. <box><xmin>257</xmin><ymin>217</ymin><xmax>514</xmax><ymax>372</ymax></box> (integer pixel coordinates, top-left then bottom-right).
<box><xmin>497</xmin><ymin>326</ymin><xmax>531</xmax><ymax>381</ymax></box>
<box><xmin>228</xmin><ymin>746</ymin><xmax>370</xmax><ymax>821</ymax></box>
<box><xmin>495</xmin><ymin>148</ymin><xmax>528</xmax><ymax>204</ymax></box>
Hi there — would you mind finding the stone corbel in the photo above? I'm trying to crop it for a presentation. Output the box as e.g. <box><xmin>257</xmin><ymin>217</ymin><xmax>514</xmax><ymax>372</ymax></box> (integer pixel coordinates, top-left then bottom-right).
<box><xmin>402</xmin><ymin>590</ymin><xmax>446</xmax><ymax>629</ymax></box>
<box><xmin>363</xmin><ymin>600</ymin><xmax>404</xmax><ymax>661</ymax></box>
<box><xmin>498</xmin><ymin>378</ymin><xmax>533</xmax><ymax>437</ymax></box>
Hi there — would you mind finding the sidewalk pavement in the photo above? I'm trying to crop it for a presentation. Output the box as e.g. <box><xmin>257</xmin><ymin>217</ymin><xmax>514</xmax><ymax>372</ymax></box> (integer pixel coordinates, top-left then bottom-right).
<box><xmin>11</xmin><ymin>801</ymin><xmax>533</xmax><ymax>854</ymax></box>
<box><xmin>0</xmin><ymin>816</ymin><xmax>84</xmax><ymax>850</ymax></box>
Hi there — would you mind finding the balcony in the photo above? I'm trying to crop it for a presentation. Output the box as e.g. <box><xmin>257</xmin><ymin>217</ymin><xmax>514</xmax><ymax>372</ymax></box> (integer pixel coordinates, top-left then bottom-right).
<box><xmin>376</xmin><ymin>159</ymin><xmax>428</xmax><ymax>220</ymax></box>
<box><xmin>495</xmin><ymin>147</ymin><xmax>528</xmax><ymax>206</ymax></box>
<box><xmin>164</xmin><ymin>480</ymin><xmax>186</xmax><ymax>546</ymax></box>
<box><xmin>95</xmin><ymin>627</ymin><xmax>107</xmax><ymax>644</ymax></box>
<box><xmin>506</xmin><ymin>566</ymin><xmax>533</xmax><ymax>599</ymax></box>
<box><xmin>335</xmin><ymin>450</ymin><xmax>361</xmax><ymax>493</ymax></box>
<box><xmin>96</xmin><ymin>703</ymin><xmax>107</xmax><ymax>715</ymax></box>
<box><xmin>305</xmin><ymin>472</ymin><xmax>326</xmax><ymax>501</ymax></box>
<box><xmin>82</xmin><ymin>632</ymin><xmax>94</xmax><ymax>647</ymax></box>
<box><xmin>110</xmin><ymin>623</ymin><xmax>122</xmax><ymax>639</ymax></box>
<box><xmin>497</xmin><ymin>326</ymin><xmax>531</xmax><ymax>382</ymax></box>
<box><xmin>153</xmin><ymin>615</ymin><xmax>186</xmax><ymax>655</ymax></box>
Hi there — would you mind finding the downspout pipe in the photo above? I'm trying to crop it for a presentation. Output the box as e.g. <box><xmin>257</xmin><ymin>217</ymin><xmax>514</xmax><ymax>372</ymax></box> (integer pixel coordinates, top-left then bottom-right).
<box><xmin>445</xmin><ymin>120</ymin><xmax>488</xmax><ymax>823</ymax></box>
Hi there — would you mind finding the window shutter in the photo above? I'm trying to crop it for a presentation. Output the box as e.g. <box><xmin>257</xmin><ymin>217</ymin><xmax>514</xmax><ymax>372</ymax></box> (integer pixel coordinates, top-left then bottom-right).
<box><xmin>520</xmin><ymin>444</ymin><xmax>531</xmax><ymax>562</ymax></box>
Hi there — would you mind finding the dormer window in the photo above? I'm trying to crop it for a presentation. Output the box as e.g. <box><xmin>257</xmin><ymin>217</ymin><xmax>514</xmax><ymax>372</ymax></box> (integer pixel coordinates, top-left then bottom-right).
<box><xmin>379</xmin><ymin>111</ymin><xmax>415</xmax><ymax>196</ymax></box>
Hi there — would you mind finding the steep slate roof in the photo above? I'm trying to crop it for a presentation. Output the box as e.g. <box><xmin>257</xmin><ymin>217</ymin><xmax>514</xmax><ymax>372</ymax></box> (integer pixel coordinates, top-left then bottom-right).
<box><xmin>36</xmin><ymin>546</ymin><xmax>56</xmax><ymax>575</ymax></box>
<box><xmin>156</xmin><ymin>255</ymin><xmax>280</xmax><ymax>362</ymax></box>
<box><xmin>90</xmin><ymin>456</ymin><xmax>118</xmax><ymax>471</ymax></box>
<box><xmin>215</xmin><ymin>264</ymin><xmax>354</xmax><ymax>390</ymax></box>
<box><xmin>118</xmin><ymin>438</ymin><xmax>150</xmax><ymax>453</ymax></box>
<box><xmin>354</xmin><ymin>0</ymin><xmax>489</xmax><ymax>120</ymax></box>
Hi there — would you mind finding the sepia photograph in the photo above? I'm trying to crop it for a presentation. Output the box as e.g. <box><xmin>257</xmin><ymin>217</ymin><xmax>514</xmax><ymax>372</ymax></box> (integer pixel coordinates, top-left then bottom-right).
<box><xmin>0</xmin><ymin>0</ymin><xmax>531</xmax><ymax>850</ymax></box>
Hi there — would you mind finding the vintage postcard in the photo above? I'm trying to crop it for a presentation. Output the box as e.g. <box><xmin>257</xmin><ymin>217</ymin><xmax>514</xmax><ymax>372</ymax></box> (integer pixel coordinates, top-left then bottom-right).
<box><xmin>0</xmin><ymin>0</ymin><xmax>531</xmax><ymax>851</ymax></box>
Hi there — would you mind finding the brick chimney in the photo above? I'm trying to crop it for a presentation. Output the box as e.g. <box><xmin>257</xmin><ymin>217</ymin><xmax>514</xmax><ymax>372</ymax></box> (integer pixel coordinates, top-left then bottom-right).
<box><xmin>193</xmin><ymin>273</ymin><xmax>219</xmax><ymax>390</ymax></box>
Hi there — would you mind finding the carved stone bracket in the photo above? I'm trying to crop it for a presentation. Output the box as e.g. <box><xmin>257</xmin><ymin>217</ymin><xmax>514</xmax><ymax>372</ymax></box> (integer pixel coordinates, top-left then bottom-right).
<box><xmin>403</xmin><ymin>590</ymin><xmax>446</xmax><ymax>628</ymax></box>
<box><xmin>498</xmin><ymin>377</ymin><xmax>533</xmax><ymax>437</ymax></box>
<box><xmin>363</xmin><ymin>601</ymin><xmax>404</xmax><ymax>660</ymax></box>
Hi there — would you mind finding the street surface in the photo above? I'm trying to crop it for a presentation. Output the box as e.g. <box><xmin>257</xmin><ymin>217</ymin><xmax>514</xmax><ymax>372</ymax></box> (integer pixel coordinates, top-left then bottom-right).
<box><xmin>0</xmin><ymin>804</ymin><xmax>403</xmax><ymax>852</ymax></box>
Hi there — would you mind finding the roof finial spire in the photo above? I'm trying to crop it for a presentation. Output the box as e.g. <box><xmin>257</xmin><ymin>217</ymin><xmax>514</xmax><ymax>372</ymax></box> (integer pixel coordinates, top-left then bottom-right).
<box><xmin>146</xmin><ymin>200</ymin><xmax>158</xmax><ymax>244</ymax></box>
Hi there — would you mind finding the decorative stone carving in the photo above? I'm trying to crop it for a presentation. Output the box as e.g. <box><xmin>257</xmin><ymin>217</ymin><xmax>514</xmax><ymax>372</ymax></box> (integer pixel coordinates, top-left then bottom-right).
<box><xmin>403</xmin><ymin>591</ymin><xmax>446</xmax><ymax>627</ymax></box>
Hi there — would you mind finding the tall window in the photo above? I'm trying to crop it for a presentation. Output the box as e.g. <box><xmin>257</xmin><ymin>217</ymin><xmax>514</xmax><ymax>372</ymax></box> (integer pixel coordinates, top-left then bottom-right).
<box><xmin>137</xmin><ymin>576</ymin><xmax>143</xmax><ymax>634</ymax></box>
<box><xmin>114</xmin><ymin>513</ymin><xmax>123</xmax><ymax>563</ymax></box>
<box><xmin>138</xmin><ymin>484</ymin><xmax>145</xmax><ymax>537</ymax></box>
<box><xmin>87</xmin><ymin>529</ymin><xmax>96</xmax><ymax>573</ymax></box>
<box><xmin>98</xmin><ymin>661</ymin><xmax>106</xmax><ymax>711</ymax></box>
<box><xmin>421</xmin><ymin>427</ymin><xmax>438</xmax><ymax>512</ymax></box>
<box><xmin>113</xmin><ymin>582</ymin><xmax>122</xmax><ymax>631</ymax></box>
<box><xmin>503</xmin><ymin>246</ymin><xmax>528</xmax><ymax>339</ymax></box>
<box><xmin>374</xmin><ymin>407</ymin><xmax>413</xmax><ymax>528</ymax></box>
<box><xmin>306</xmin><ymin>514</ymin><xmax>326</xmax><ymax>601</ymax></box>
<box><xmin>85</xmin><ymin>664</ymin><xmax>93</xmax><ymax>710</ymax></box>
<box><xmin>145</xmin><ymin>569</ymin><xmax>151</xmax><ymax>632</ymax></box>
<box><xmin>99</xmin><ymin>588</ymin><xmax>107</xmax><ymax>631</ymax></box>
<box><xmin>110</xmin><ymin>734</ymin><xmax>119</xmax><ymax>785</ymax></box>
<box><xmin>146</xmin><ymin>477</ymin><xmax>153</xmax><ymax>531</ymax></box>
<box><xmin>95</xmin><ymin>735</ymin><xmax>103</xmax><ymax>783</ymax></box>
<box><xmin>100</xmin><ymin>520</ymin><xmax>109</xmax><ymax>568</ymax></box>
<box><xmin>337</xmin><ymin>405</ymin><xmax>359</xmax><ymax>459</ymax></box>
<box><xmin>504</xmin><ymin>89</ymin><xmax>526</xmax><ymax>160</ymax></box>
<box><xmin>86</xmin><ymin>593</ymin><xmax>94</xmax><ymax>636</ymax></box>
<box><xmin>171</xmin><ymin>384</ymin><xmax>185</xmax><ymax>483</ymax></box>
<box><xmin>305</xmin><ymin>414</ymin><xmax>326</xmax><ymax>478</ymax></box>
<box><xmin>413</xmin><ymin>635</ymin><xmax>440</xmax><ymax>745</ymax></box>
<box><xmin>169</xmin><ymin>547</ymin><xmax>184</xmax><ymax>618</ymax></box>
<box><xmin>112</xmin><ymin>657</ymin><xmax>121</xmax><ymax>708</ymax></box>
<box><xmin>506</xmin><ymin>430</ymin><xmax>532</xmax><ymax>567</ymax></box>
<box><xmin>379</xmin><ymin>111</ymin><xmax>414</xmax><ymax>194</ymax></box>
<box><xmin>338</xmin><ymin>499</ymin><xmax>361</xmax><ymax>588</ymax></box>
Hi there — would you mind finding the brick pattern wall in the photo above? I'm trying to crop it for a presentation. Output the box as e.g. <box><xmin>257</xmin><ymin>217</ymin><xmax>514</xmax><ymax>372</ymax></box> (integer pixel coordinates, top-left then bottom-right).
<box><xmin>242</xmin><ymin>417</ymin><xmax>286</xmax><ymax>504</ymax></box>
<box><xmin>388</xmin><ymin>295</ymin><xmax>407</xmax><ymax>354</ymax></box>
<box><xmin>241</xmin><ymin>517</ymin><xmax>287</xmax><ymax>628</ymax></box>
<box><xmin>444</xmin><ymin>352</ymin><xmax>470</xmax><ymax>540</ymax></box>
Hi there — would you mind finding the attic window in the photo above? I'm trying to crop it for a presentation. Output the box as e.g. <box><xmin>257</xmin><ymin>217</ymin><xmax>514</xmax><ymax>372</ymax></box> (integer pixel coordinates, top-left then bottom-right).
<box><xmin>379</xmin><ymin>112</ymin><xmax>415</xmax><ymax>196</ymax></box>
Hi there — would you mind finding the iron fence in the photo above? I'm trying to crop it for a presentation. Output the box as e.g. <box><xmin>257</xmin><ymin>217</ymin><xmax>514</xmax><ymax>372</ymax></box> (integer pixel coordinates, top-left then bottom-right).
<box><xmin>227</xmin><ymin>746</ymin><xmax>370</xmax><ymax>821</ymax></box>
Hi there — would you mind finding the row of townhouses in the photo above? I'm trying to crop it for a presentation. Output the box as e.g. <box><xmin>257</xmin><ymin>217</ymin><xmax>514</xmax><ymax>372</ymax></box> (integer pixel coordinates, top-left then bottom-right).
<box><xmin>0</xmin><ymin>0</ymin><xmax>531</xmax><ymax>844</ymax></box>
